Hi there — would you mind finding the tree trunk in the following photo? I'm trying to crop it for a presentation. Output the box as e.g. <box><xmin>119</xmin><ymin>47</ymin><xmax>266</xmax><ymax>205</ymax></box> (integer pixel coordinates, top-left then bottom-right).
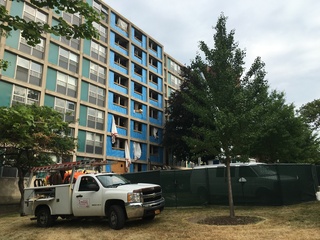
<box><xmin>226</xmin><ymin>157</ymin><xmax>235</xmax><ymax>217</ymax></box>
<box><xmin>17</xmin><ymin>168</ymin><xmax>26</xmax><ymax>216</ymax></box>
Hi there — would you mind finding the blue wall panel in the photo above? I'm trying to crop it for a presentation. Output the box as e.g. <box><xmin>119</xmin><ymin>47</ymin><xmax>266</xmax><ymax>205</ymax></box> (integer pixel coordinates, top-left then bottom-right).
<box><xmin>46</xmin><ymin>68</ymin><xmax>57</xmax><ymax>91</ymax></box>
<box><xmin>0</xmin><ymin>81</ymin><xmax>13</xmax><ymax>107</ymax></box>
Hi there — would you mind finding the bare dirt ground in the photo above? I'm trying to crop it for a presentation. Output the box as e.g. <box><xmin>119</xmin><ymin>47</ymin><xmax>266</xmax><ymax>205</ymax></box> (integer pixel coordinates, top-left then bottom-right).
<box><xmin>1</xmin><ymin>202</ymin><xmax>320</xmax><ymax>240</ymax></box>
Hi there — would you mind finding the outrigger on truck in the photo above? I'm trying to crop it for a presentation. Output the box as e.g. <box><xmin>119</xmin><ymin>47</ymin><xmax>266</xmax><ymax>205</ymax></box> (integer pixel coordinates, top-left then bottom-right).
<box><xmin>23</xmin><ymin>160</ymin><xmax>165</xmax><ymax>230</ymax></box>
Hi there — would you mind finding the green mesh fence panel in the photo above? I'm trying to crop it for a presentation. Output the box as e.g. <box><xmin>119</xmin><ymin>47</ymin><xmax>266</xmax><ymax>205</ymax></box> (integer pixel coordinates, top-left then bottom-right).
<box><xmin>122</xmin><ymin>164</ymin><xmax>318</xmax><ymax>207</ymax></box>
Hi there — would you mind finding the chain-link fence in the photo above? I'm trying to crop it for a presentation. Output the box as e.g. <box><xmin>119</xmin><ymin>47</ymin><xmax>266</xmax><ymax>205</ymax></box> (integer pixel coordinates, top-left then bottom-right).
<box><xmin>123</xmin><ymin>164</ymin><xmax>319</xmax><ymax>207</ymax></box>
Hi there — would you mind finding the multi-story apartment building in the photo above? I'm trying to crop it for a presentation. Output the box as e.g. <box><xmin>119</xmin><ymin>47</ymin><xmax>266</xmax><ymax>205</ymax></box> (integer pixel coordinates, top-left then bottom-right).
<box><xmin>0</xmin><ymin>0</ymin><xmax>184</xmax><ymax>175</ymax></box>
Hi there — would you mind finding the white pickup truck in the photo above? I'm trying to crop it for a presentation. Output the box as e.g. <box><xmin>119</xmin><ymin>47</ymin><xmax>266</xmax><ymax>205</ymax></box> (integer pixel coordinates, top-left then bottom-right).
<box><xmin>23</xmin><ymin>161</ymin><xmax>165</xmax><ymax>230</ymax></box>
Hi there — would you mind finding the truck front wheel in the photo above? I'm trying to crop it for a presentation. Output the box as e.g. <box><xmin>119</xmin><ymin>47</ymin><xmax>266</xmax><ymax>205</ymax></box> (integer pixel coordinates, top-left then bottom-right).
<box><xmin>36</xmin><ymin>207</ymin><xmax>53</xmax><ymax>227</ymax></box>
<box><xmin>108</xmin><ymin>205</ymin><xmax>125</xmax><ymax>230</ymax></box>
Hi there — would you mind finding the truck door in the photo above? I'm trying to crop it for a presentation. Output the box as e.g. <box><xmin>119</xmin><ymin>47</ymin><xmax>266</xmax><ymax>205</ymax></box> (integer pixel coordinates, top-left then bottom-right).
<box><xmin>72</xmin><ymin>176</ymin><xmax>104</xmax><ymax>216</ymax></box>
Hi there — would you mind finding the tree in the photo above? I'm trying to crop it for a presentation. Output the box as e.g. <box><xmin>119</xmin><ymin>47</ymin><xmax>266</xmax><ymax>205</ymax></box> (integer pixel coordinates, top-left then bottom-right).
<box><xmin>0</xmin><ymin>104</ymin><xmax>77</xmax><ymax>213</ymax></box>
<box><xmin>165</xmin><ymin>14</ymin><xmax>271</xmax><ymax>218</ymax></box>
<box><xmin>249</xmin><ymin>91</ymin><xmax>320</xmax><ymax>163</ymax></box>
<box><xmin>299</xmin><ymin>99</ymin><xmax>320</xmax><ymax>131</ymax></box>
<box><xmin>0</xmin><ymin>0</ymin><xmax>102</xmax><ymax>70</ymax></box>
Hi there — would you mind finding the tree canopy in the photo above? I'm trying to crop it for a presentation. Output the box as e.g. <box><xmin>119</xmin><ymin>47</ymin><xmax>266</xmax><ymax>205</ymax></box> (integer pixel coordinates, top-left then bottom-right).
<box><xmin>299</xmin><ymin>99</ymin><xmax>320</xmax><ymax>132</ymax></box>
<box><xmin>0</xmin><ymin>104</ymin><xmax>77</xmax><ymax>210</ymax></box>
<box><xmin>0</xmin><ymin>0</ymin><xmax>102</xmax><ymax>70</ymax></box>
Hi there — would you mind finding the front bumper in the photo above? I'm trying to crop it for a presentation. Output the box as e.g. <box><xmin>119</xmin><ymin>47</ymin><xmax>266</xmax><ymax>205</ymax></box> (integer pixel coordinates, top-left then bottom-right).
<box><xmin>125</xmin><ymin>197</ymin><xmax>165</xmax><ymax>219</ymax></box>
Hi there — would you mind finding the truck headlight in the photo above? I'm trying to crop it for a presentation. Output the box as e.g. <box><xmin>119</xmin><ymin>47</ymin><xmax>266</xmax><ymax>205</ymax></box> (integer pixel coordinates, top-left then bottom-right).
<box><xmin>127</xmin><ymin>192</ymin><xmax>142</xmax><ymax>203</ymax></box>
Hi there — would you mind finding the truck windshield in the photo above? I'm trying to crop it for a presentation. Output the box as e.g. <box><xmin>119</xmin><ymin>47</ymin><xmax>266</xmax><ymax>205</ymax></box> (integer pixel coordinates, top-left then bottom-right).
<box><xmin>96</xmin><ymin>174</ymin><xmax>130</xmax><ymax>188</ymax></box>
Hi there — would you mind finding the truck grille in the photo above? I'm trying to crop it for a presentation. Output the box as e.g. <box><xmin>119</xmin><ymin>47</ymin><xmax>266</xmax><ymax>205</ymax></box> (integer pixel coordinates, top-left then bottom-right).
<box><xmin>141</xmin><ymin>186</ymin><xmax>163</xmax><ymax>203</ymax></box>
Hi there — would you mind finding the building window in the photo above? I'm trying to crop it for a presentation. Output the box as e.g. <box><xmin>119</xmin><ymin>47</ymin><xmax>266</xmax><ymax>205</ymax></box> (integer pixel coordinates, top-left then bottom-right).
<box><xmin>149</xmin><ymin>90</ymin><xmax>158</xmax><ymax>101</ymax></box>
<box><xmin>134</xmin><ymin>82</ymin><xmax>142</xmax><ymax>94</ymax></box>
<box><xmin>115</xmin><ymin>33</ymin><xmax>129</xmax><ymax>51</ymax></box>
<box><xmin>134</xmin><ymin>46</ymin><xmax>143</xmax><ymax>59</ymax></box>
<box><xmin>12</xmin><ymin>85</ymin><xmax>40</xmax><ymax>106</ymax></box>
<box><xmin>23</xmin><ymin>3</ymin><xmax>47</xmax><ymax>23</ymax></box>
<box><xmin>87</xmin><ymin>107</ymin><xmax>104</xmax><ymax>130</ymax></box>
<box><xmin>149</xmin><ymin>107</ymin><xmax>158</xmax><ymax>119</ymax></box>
<box><xmin>91</xmin><ymin>41</ymin><xmax>106</xmax><ymax>63</ymax></box>
<box><xmin>133</xmin><ymin>121</ymin><xmax>142</xmax><ymax>132</ymax></box>
<box><xmin>150</xmin><ymin>145</ymin><xmax>159</xmax><ymax>156</ymax></box>
<box><xmin>93</xmin><ymin>0</ymin><xmax>108</xmax><ymax>23</ymax></box>
<box><xmin>60</xmin><ymin>36</ymin><xmax>80</xmax><ymax>50</ymax></box>
<box><xmin>54</xmin><ymin>98</ymin><xmax>75</xmax><ymax>122</ymax></box>
<box><xmin>86</xmin><ymin>132</ymin><xmax>103</xmax><ymax>154</ymax></box>
<box><xmin>134</xmin><ymin>101</ymin><xmax>143</xmax><ymax>113</ymax></box>
<box><xmin>149</xmin><ymin>56</ymin><xmax>158</xmax><ymax>68</ymax></box>
<box><xmin>113</xmin><ymin>93</ymin><xmax>127</xmax><ymax>108</ymax></box>
<box><xmin>149</xmin><ymin>39</ymin><xmax>157</xmax><ymax>52</ymax></box>
<box><xmin>90</xmin><ymin>62</ymin><xmax>106</xmax><ymax>84</ymax></box>
<box><xmin>114</xmin><ymin>115</ymin><xmax>127</xmax><ymax>129</ymax></box>
<box><xmin>134</xmin><ymin>28</ymin><xmax>143</xmax><ymax>42</ymax></box>
<box><xmin>149</xmin><ymin>72</ymin><xmax>158</xmax><ymax>84</ymax></box>
<box><xmin>112</xmin><ymin>138</ymin><xmax>125</xmax><ymax>150</ymax></box>
<box><xmin>169</xmin><ymin>60</ymin><xmax>181</xmax><ymax>74</ymax></box>
<box><xmin>169</xmin><ymin>73</ymin><xmax>181</xmax><ymax>88</ymax></box>
<box><xmin>150</xmin><ymin>126</ymin><xmax>159</xmax><ymax>138</ymax></box>
<box><xmin>113</xmin><ymin>72</ymin><xmax>128</xmax><ymax>88</ymax></box>
<box><xmin>89</xmin><ymin>84</ymin><xmax>105</xmax><ymax>107</ymax></box>
<box><xmin>115</xmin><ymin>16</ymin><xmax>128</xmax><ymax>32</ymax></box>
<box><xmin>56</xmin><ymin>71</ymin><xmax>77</xmax><ymax>98</ymax></box>
<box><xmin>62</xmin><ymin>12</ymin><xmax>81</xmax><ymax>25</ymax></box>
<box><xmin>16</xmin><ymin>56</ymin><xmax>42</xmax><ymax>86</ymax></box>
<box><xmin>134</xmin><ymin>64</ymin><xmax>143</xmax><ymax>76</ymax></box>
<box><xmin>58</xmin><ymin>47</ymin><xmax>79</xmax><ymax>73</ymax></box>
<box><xmin>93</xmin><ymin>22</ymin><xmax>107</xmax><ymax>43</ymax></box>
<box><xmin>114</xmin><ymin>53</ymin><xmax>128</xmax><ymax>69</ymax></box>
<box><xmin>19</xmin><ymin>35</ymin><xmax>45</xmax><ymax>59</ymax></box>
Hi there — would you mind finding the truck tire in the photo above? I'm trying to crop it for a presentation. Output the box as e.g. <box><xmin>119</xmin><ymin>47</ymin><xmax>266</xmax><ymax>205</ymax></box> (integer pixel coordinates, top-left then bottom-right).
<box><xmin>36</xmin><ymin>206</ymin><xmax>54</xmax><ymax>227</ymax></box>
<box><xmin>108</xmin><ymin>205</ymin><xmax>126</xmax><ymax>230</ymax></box>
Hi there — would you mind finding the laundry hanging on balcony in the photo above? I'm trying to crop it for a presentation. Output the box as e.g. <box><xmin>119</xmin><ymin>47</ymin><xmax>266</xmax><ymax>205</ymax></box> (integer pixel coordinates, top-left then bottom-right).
<box><xmin>125</xmin><ymin>140</ymin><xmax>131</xmax><ymax>172</ymax></box>
<box><xmin>133</xmin><ymin>142</ymin><xmax>141</xmax><ymax>160</ymax></box>
<box><xmin>111</xmin><ymin>115</ymin><xmax>118</xmax><ymax>144</ymax></box>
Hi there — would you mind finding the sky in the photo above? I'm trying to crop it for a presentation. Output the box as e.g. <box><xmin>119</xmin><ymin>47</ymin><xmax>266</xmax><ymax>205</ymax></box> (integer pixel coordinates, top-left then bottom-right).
<box><xmin>106</xmin><ymin>0</ymin><xmax>320</xmax><ymax>109</ymax></box>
